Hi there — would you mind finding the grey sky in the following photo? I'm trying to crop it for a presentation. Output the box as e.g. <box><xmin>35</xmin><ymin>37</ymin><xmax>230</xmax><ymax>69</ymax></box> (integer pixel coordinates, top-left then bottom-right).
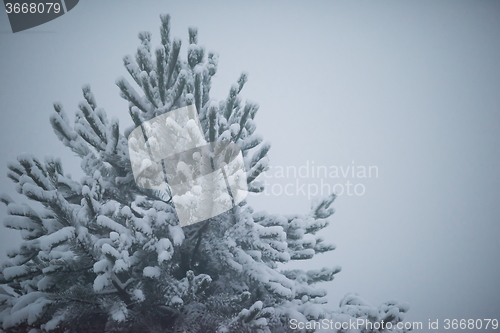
<box><xmin>1</xmin><ymin>1</ymin><xmax>499</xmax><ymax>331</ymax></box>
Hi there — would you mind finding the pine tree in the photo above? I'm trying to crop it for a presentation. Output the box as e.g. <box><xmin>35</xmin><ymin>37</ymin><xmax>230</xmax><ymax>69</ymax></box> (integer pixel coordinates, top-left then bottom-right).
<box><xmin>0</xmin><ymin>15</ymin><xmax>410</xmax><ymax>333</ymax></box>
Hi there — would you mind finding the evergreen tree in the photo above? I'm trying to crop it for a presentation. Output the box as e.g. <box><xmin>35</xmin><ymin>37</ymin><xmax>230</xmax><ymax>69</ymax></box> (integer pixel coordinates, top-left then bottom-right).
<box><xmin>0</xmin><ymin>15</ymin><xmax>409</xmax><ymax>333</ymax></box>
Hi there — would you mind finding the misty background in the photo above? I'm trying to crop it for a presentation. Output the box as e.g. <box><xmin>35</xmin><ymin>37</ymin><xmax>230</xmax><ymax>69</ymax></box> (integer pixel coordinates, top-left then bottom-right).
<box><xmin>1</xmin><ymin>1</ymin><xmax>499</xmax><ymax>331</ymax></box>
